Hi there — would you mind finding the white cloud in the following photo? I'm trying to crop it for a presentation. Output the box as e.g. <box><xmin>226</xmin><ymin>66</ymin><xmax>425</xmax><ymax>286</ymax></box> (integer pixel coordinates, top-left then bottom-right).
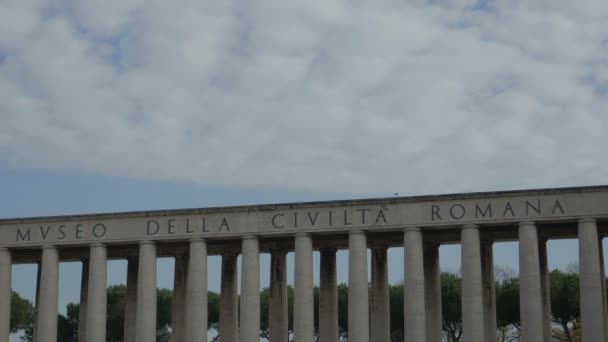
<box><xmin>0</xmin><ymin>0</ymin><xmax>607</xmax><ymax>195</ymax></box>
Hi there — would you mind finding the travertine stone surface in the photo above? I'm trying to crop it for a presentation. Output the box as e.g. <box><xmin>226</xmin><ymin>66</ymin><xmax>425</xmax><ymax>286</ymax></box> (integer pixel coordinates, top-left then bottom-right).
<box><xmin>319</xmin><ymin>248</ymin><xmax>338</xmax><ymax>342</ymax></box>
<box><xmin>519</xmin><ymin>222</ymin><xmax>544</xmax><ymax>342</ymax></box>
<box><xmin>3</xmin><ymin>186</ymin><xmax>606</xmax><ymax>248</ymax></box>
<box><xmin>371</xmin><ymin>246</ymin><xmax>390</xmax><ymax>342</ymax></box>
<box><xmin>578</xmin><ymin>219</ymin><xmax>608</xmax><ymax>341</ymax></box>
<box><xmin>424</xmin><ymin>243</ymin><xmax>442</xmax><ymax>342</ymax></box>
<box><xmin>85</xmin><ymin>244</ymin><xmax>107</xmax><ymax>342</ymax></box>
<box><xmin>135</xmin><ymin>242</ymin><xmax>156</xmax><ymax>342</ymax></box>
<box><xmin>185</xmin><ymin>238</ymin><xmax>207</xmax><ymax>342</ymax></box>
<box><xmin>220</xmin><ymin>254</ymin><xmax>238</xmax><ymax>342</ymax></box>
<box><xmin>404</xmin><ymin>228</ymin><xmax>426</xmax><ymax>342</ymax></box>
<box><xmin>2</xmin><ymin>186</ymin><xmax>608</xmax><ymax>342</ymax></box>
<box><xmin>461</xmin><ymin>225</ymin><xmax>484</xmax><ymax>342</ymax></box>
<box><xmin>36</xmin><ymin>246</ymin><xmax>59</xmax><ymax>342</ymax></box>
<box><xmin>240</xmin><ymin>237</ymin><xmax>260</xmax><ymax>342</ymax></box>
<box><xmin>348</xmin><ymin>230</ymin><xmax>369</xmax><ymax>342</ymax></box>
<box><xmin>294</xmin><ymin>234</ymin><xmax>314</xmax><ymax>342</ymax></box>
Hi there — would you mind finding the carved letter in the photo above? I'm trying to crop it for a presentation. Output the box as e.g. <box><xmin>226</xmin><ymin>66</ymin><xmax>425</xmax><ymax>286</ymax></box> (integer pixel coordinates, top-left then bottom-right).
<box><xmin>503</xmin><ymin>202</ymin><xmax>515</xmax><ymax>217</ymax></box>
<box><xmin>202</xmin><ymin>217</ymin><xmax>209</xmax><ymax>232</ymax></box>
<box><xmin>40</xmin><ymin>226</ymin><xmax>51</xmax><ymax>239</ymax></box>
<box><xmin>450</xmin><ymin>204</ymin><xmax>466</xmax><ymax>219</ymax></box>
<box><xmin>219</xmin><ymin>217</ymin><xmax>230</xmax><ymax>231</ymax></box>
<box><xmin>76</xmin><ymin>224</ymin><xmax>84</xmax><ymax>239</ymax></box>
<box><xmin>526</xmin><ymin>200</ymin><xmax>541</xmax><ymax>215</ymax></box>
<box><xmin>375</xmin><ymin>209</ymin><xmax>387</xmax><ymax>224</ymax></box>
<box><xmin>16</xmin><ymin>228</ymin><xmax>30</xmax><ymax>242</ymax></box>
<box><xmin>92</xmin><ymin>224</ymin><xmax>107</xmax><ymax>238</ymax></box>
<box><xmin>58</xmin><ymin>225</ymin><xmax>66</xmax><ymax>240</ymax></box>
<box><xmin>552</xmin><ymin>200</ymin><xmax>565</xmax><ymax>215</ymax></box>
<box><xmin>168</xmin><ymin>219</ymin><xmax>176</xmax><ymax>235</ymax></box>
<box><xmin>272</xmin><ymin>214</ymin><xmax>285</xmax><ymax>229</ymax></box>
<box><xmin>294</xmin><ymin>213</ymin><xmax>299</xmax><ymax>228</ymax></box>
<box><xmin>432</xmin><ymin>205</ymin><xmax>442</xmax><ymax>221</ymax></box>
<box><xmin>356</xmin><ymin>209</ymin><xmax>370</xmax><ymax>224</ymax></box>
<box><xmin>344</xmin><ymin>210</ymin><xmax>352</xmax><ymax>226</ymax></box>
<box><xmin>475</xmin><ymin>203</ymin><xmax>492</xmax><ymax>218</ymax></box>
<box><xmin>147</xmin><ymin>221</ymin><xmax>160</xmax><ymax>236</ymax></box>
<box><xmin>307</xmin><ymin>212</ymin><xmax>319</xmax><ymax>226</ymax></box>
<box><xmin>328</xmin><ymin>211</ymin><xmax>333</xmax><ymax>226</ymax></box>
<box><xmin>186</xmin><ymin>219</ymin><xmax>194</xmax><ymax>233</ymax></box>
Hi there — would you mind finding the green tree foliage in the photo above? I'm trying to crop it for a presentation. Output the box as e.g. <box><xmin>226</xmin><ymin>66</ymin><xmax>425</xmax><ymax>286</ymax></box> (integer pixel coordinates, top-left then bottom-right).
<box><xmin>388</xmin><ymin>283</ymin><xmax>403</xmax><ymax>342</ymax></box>
<box><xmin>441</xmin><ymin>272</ymin><xmax>462</xmax><ymax>342</ymax></box>
<box><xmin>496</xmin><ymin>277</ymin><xmax>520</xmax><ymax>341</ymax></box>
<box><xmin>106</xmin><ymin>285</ymin><xmax>127</xmax><ymax>341</ymax></box>
<box><xmin>10</xmin><ymin>291</ymin><xmax>34</xmax><ymax>333</ymax></box>
<box><xmin>550</xmin><ymin>270</ymin><xmax>580</xmax><ymax>342</ymax></box>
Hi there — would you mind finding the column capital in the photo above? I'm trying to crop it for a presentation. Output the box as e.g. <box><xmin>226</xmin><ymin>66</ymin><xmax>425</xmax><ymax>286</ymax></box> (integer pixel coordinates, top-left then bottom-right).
<box><xmin>579</xmin><ymin>218</ymin><xmax>597</xmax><ymax>224</ymax></box>
<box><xmin>189</xmin><ymin>237</ymin><xmax>206</xmax><ymax>243</ymax></box>
<box><xmin>295</xmin><ymin>232</ymin><xmax>310</xmax><ymax>238</ymax></box>
<box><xmin>90</xmin><ymin>242</ymin><xmax>105</xmax><ymax>248</ymax></box>
<box><xmin>462</xmin><ymin>224</ymin><xmax>479</xmax><ymax>230</ymax></box>
<box><xmin>519</xmin><ymin>221</ymin><xmax>536</xmax><ymax>227</ymax></box>
<box><xmin>349</xmin><ymin>229</ymin><xmax>366</xmax><ymax>235</ymax></box>
<box><xmin>0</xmin><ymin>247</ymin><xmax>9</xmax><ymax>252</ymax></box>
<box><xmin>242</xmin><ymin>235</ymin><xmax>258</xmax><ymax>241</ymax></box>
<box><xmin>404</xmin><ymin>226</ymin><xmax>421</xmax><ymax>233</ymax></box>
<box><xmin>139</xmin><ymin>240</ymin><xmax>155</xmax><ymax>246</ymax></box>
<box><xmin>42</xmin><ymin>245</ymin><xmax>57</xmax><ymax>250</ymax></box>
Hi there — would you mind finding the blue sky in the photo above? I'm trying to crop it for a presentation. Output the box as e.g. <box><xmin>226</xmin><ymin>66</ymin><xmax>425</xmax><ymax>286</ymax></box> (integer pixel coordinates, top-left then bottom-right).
<box><xmin>1</xmin><ymin>0</ymin><xmax>607</xmax><ymax>340</ymax></box>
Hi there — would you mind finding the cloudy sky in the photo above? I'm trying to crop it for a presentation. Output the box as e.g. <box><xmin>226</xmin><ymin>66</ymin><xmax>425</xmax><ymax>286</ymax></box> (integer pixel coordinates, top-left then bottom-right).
<box><xmin>1</xmin><ymin>0</ymin><xmax>607</xmax><ymax>340</ymax></box>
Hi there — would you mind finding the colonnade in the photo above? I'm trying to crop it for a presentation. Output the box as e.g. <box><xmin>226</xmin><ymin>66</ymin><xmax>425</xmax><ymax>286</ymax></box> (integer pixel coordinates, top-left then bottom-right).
<box><xmin>0</xmin><ymin>219</ymin><xmax>607</xmax><ymax>341</ymax></box>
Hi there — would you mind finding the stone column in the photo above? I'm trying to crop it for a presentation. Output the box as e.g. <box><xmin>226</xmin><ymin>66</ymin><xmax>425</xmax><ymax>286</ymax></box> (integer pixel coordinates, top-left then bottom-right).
<box><xmin>172</xmin><ymin>255</ymin><xmax>187</xmax><ymax>342</ymax></box>
<box><xmin>404</xmin><ymin>227</ymin><xmax>426</xmax><ymax>342</ymax></box>
<box><xmin>240</xmin><ymin>236</ymin><xmax>260</xmax><ymax>342</ymax></box>
<box><xmin>294</xmin><ymin>234</ymin><xmax>314</xmax><ymax>342</ymax></box>
<box><xmin>348</xmin><ymin>230</ymin><xmax>369</xmax><ymax>342</ymax></box>
<box><xmin>539</xmin><ymin>238</ymin><xmax>552</xmax><ymax>342</ymax></box>
<box><xmin>0</xmin><ymin>248</ymin><xmax>11</xmax><ymax>342</ymax></box>
<box><xmin>424</xmin><ymin>242</ymin><xmax>442</xmax><ymax>342</ymax></box>
<box><xmin>578</xmin><ymin>218</ymin><xmax>608</xmax><ymax>341</ymax></box>
<box><xmin>319</xmin><ymin>248</ymin><xmax>338</xmax><ymax>342</ymax></box>
<box><xmin>481</xmin><ymin>240</ymin><xmax>497</xmax><ymax>342</ymax></box>
<box><xmin>85</xmin><ymin>244</ymin><xmax>107</xmax><ymax>342</ymax></box>
<box><xmin>461</xmin><ymin>225</ymin><xmax>484</xmax><ymax>342</ymax></box>
<box><xmin>370</xmin><ymin>246</ymin><xmax>390</xmax><ymax>342</ymax></box>
<box><xmin>36</xmin><ymin>246</ymin><xmax>59</xmax><ymax>342</ymax></box>
<box><xmin>220</xmin><ymin>253</ymin><xmax>238</xmax><ymax>342</ymax></box>
<box><xmin>78</xmin><ymin>259</ymin><xmax>89</xmax><ymax>342</ymax></box>
<box><xmin>123</xmin><ymin>257</ymin><xmax>138</xmax><ymax>342</ymax></box>
<box><xmin>269</xmin><ymin>250</ymin><xmax>288</xmax><ymax>342</ymax></box>
<box><xmin>185</xmin><ymin>238</ymin><xmax>207</xmax><ymax>342</ymax></box>
<box><xmin>519</xmin><ymin>222</ymin><xmax>544</xmax><ymax>341</ymax></box>
<box><xmin>135</xmin><ymin>241</ymin><xmax>157</xmax><ymax>342</ymax></box>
